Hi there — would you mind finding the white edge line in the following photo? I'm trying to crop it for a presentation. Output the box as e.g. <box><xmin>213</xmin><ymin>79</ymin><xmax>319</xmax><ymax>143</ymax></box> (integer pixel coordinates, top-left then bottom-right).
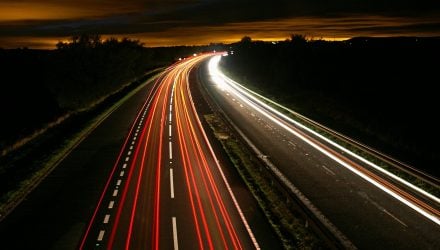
<box><xmin>211</xmin><ymin>56</ymin><xmax>440</xmax><ymax>226</ymax></box>
<box><xmin>216</xmin><ymin>56</ymin><xmax>439</xmax><ymax>204</ymax></box>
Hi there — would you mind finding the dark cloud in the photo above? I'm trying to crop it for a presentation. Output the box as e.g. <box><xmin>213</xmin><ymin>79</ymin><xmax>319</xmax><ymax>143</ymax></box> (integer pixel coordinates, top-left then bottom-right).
<box><xmin>1</xmin><ymin>0</ymin><xmax>439</xmax><ymax>48</ymax></box>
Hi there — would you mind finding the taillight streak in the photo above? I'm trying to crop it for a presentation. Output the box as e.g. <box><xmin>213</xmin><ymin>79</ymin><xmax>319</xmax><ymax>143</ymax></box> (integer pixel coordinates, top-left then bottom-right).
<box><xmin>79</xmin><ymin>74</ymin><xmax>163</xmax><ymax>250</ymax></box>
<box><xmin>107</xmin><ymin>75</ymin><xmax>168</xmax><ymax>249</ymax></box>
<box><xmin>178</xmin><ymin>72</ymin><xmax>242</xmax><ymax>249</ymax></box>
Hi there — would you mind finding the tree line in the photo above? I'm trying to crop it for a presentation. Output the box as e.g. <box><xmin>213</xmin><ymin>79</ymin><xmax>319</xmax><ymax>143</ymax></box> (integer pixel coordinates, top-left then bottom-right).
<box><xmin>0</xmin><ymin>35</ymin><xmax>214</xmax><ymax>151</ymax></box>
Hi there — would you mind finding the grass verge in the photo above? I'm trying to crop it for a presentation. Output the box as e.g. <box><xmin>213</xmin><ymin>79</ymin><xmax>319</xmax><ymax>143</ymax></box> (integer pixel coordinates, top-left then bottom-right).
<box><xmin>220</xmin><ymin>67</ymin><xmax>439</xmax><ymax>197</ymax></box>
<box><xmin>205</xmin><ymin>113</ymin><xmax>323</xmax><ymax>249</ymax></box>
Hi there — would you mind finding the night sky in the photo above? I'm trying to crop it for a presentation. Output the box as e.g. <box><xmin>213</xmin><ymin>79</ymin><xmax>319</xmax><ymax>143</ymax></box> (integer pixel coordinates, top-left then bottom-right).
<box><xmin>1</xmin><ymin>0</ymin><xmax>439</xmax><ymax>48</ymax></box>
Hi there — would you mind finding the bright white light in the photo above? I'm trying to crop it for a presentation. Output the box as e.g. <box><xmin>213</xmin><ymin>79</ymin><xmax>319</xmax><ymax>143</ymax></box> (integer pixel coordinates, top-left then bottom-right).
<box><xmin>208</xmin><ymin>56</ymin><xmax>229</xmax><ymax>91</ymax></box>
<box><xmin>208</xmin><ymin>55</ymin><xmax>440</xmax><ymax>226</ymax></box>
<box><xmin>193</xmin><ymin>53</ymin><xmax>197</xmax><ymax>56</ymax></box>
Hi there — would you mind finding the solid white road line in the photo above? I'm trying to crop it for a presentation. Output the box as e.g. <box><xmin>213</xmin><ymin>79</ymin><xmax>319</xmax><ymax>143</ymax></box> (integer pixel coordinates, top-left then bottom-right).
<box><xmin>170</xmin><ymin>169</ymin><xmax>175</xmax><ymax>199</ymax></box>
<box><xmin>97</xmin><ymin>230</ymin><xmax>105</xmax><ymax>241</ymax></box>
<box><xmin>172</xmin><ymin>217</ymin><xmax>179</xmax><ymax>250</ymax></box>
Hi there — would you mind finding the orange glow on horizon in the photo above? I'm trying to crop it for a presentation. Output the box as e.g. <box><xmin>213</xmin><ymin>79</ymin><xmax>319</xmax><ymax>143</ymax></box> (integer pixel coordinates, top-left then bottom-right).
<box><xmin>1</xmin><ymin>15</ymin><xmax>439</xmax><ymax>49</ymax></box>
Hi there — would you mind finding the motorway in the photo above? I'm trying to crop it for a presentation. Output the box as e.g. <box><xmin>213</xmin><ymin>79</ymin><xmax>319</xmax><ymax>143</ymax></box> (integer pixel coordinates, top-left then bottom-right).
<box><xmin>202</xmin><ymin>55</ymin><xmax>440</xmax><ymax>249</ymax></box>
<box><xmin>79</xmin><ymin>54</ymin><xmax>261</xmax><ymax>249</ymax></box>
<box><xmin>2</xmin><ymin>52</ymin><xmax>437</xmax><ymax>249</ymax></box>
<box><xmin>0</xmin><ymin>54</ymin><xmax>279</xmax><ymax>249</ymax></box>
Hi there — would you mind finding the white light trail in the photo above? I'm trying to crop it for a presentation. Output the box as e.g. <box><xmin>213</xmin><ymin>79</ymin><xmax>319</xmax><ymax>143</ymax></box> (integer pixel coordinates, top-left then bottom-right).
<box><xmin>208</xmin><ymin>55</ymin><xmax>440</xmax><ymax>225</ymax></box>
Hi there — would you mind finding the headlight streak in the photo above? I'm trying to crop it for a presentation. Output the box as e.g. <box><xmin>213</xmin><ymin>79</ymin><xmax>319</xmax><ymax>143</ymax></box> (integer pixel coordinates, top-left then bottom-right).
<box><xmin>208</xmin><ymin>55</ymin><xmax>440</xmax><ymax>226</ymax></box>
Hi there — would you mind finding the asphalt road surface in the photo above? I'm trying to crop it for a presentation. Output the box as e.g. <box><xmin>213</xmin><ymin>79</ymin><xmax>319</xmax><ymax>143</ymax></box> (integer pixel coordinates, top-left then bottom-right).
<box><xmin>202</xmin><ymin>55</ymin><xmax>440</xmax><ymax>249</ymax></box>
<box><xmin>0</xmin><ymin>54</ymin><xmax>279</xmax><ymax>249</ymax></box>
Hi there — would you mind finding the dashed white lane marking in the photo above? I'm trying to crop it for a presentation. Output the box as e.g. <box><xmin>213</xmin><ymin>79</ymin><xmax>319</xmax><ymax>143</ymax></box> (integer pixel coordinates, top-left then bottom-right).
<box><xmin>134</xmin><ymin>133</ymin><xmax>138</xmax><ymax>136</ymax></box>
<box><xmin>131</xmin><ymin>141</ymin><xmax>135</xmax><ymax>145</ymax></box>
<box><xmin>127</xmin><ymin>151</ymin><xmax>132</xmax><ymax>156</ymax></box>
<box><xmin>170</xmin><ymin>169</ymin><xmax>175</xmax><ymax>199</ymax></box>
<box><xmin>103</xmin><ymin>214</ymin><xmax>110</xmax><ymax>224</ymax></box>
<box><xmin>130</xmin><ymin>146</ymin><xmax>134</xmax><ymax>150</ymax></box>
<box><xmin>125</xmin><ymin>157</ymin><xmax>130</xmax><ymax>162</ymax></box>
<box><xmin>133</xmin><ymin>136</ymin><xmax>137</xmax><ymax>140</ymax></box>
<box><xmin>112</xmin><ymin>189</ymin><xmax>118</xmax><ymax>197</ymax></box>
<box><xmin>383</xmin><ymin>209</ymin><xmax>408</xmax><ymax>227</ymax></box>
<box><xmin>169</xmin><ymin>125</ymin><xmax>172</xmax><ymax>137</ymax></box>
<box><xmin>169</xmin><ymin>141</ymin><xmax>173</xmax><ymax>159</ymax></box>
<box><xmin>169</xmin><ymin>113</ymin><xmax>172</xmax><ymax>122</ymax></box>
<box><xmin>116</xmin><ymin>179</ymin><xmax>122</xmax><ymax>186</ymax></box>
<box><xmin>358</xmin><ymin>191</ymin><xmax>407</xmax><ymax>227</ymax></box>
<box><xmin>321</xmin><ymin>165</ymin><xmax>336</xmax><ymax>176</ymax></box>
<box><xmin>108</xmin><ymin>201</ymin><xmax>114</xmax><ymax>209</ymax></box>
<box><xmin>122</xmin><ymin>163</ymin><xmax>127</xmax><ymax>169</ymax></box>
<box><xmin>120</xmin><ymin>171</ymin><xmax>125</xmax><ymax>177</ymax></box>
<box><xmin>97</xmin><ymin>230</ymin><xmax>105</xmax><ymax>241</ymax></box>
<box><xmin>172</xmin><ymin>217</ymin><xmax>179</xmax><ymax>250</ymax></box>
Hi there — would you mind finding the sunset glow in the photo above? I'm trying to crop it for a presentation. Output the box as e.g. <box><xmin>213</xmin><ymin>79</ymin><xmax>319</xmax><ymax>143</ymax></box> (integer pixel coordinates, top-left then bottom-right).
<box><xmin>1</xmin><ymin>1</ymin><xmax>439</xmax><ymax>48</ymax></box>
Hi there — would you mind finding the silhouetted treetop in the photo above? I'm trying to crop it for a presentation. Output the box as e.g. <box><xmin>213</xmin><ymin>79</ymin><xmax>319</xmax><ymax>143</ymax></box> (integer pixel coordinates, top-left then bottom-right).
<box><xmin>56</xmin><ymin>34</ymin><xmax>144</xmax><ymax>50</ymax></box>
<box><xmin>289</xmin><ymin>34</ymin><xmax>308</xmax><ymax>45</ymax></box>
<box><xmin>240</xmin><ymin>36</ymin><xmax>252</xmax><ymax>44</ymax></box>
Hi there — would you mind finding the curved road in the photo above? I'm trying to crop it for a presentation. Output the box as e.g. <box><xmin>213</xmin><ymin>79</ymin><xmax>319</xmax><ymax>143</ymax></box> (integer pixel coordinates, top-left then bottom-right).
<box><xmin>80</xmin><ymin>54</ymin><xmax>260</xmax><ymax>249</ymax></box>
<box><xmin>0</xmin><ymin>54</ymin><xmax>279</xmax><ymax>249</ymax></box>
<box><xmin>202</xmin><ymin>55</ymin><xmax>440</xmax><ymax>249</ymax></box>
